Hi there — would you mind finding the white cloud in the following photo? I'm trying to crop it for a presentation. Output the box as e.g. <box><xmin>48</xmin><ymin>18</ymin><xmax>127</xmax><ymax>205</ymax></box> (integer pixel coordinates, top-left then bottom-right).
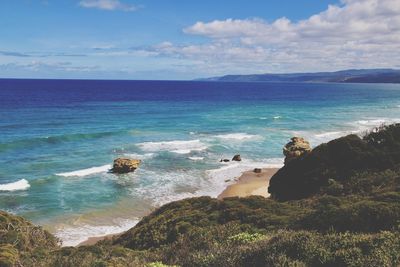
<box><xmin>157</xmin><ymin>0</ymin><xmax>400</xmax><ymax>75</ymax></box>
<box><xmin>79</xmin><ymin>0</ymin><xmax>137</xmax><ymax>11</ymax></box>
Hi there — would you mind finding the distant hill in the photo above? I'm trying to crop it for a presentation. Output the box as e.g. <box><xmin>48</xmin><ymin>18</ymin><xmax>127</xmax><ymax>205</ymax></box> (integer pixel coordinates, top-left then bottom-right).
<box><xmin>199</xmin><ymin>69</ymin><xmax>400</xmax><ymax>83</ymax></box>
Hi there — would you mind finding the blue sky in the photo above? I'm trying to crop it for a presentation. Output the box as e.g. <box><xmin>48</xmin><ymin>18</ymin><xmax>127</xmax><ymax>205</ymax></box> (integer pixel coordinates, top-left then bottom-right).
<box><xmin>0</xmin><ymin>0</ymin><xmax>399</xmax><ymax>80</ymax></box>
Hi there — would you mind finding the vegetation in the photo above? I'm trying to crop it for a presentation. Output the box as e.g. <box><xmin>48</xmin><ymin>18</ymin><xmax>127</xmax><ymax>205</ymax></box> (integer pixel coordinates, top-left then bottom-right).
<box><xmin>1</xmin><ymin>124</ymin><xmax>400</xmax><ymax>266</ymax></box>
<box><xmin>269</xmin><ymin>124</ymin><xmax>400</xmax><ymax>200</ymax></box>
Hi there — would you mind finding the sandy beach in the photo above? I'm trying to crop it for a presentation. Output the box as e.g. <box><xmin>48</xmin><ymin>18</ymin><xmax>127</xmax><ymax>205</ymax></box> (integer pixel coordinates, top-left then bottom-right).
<box><xmin>77</xmin><ymin>167</ymin><xmax>278</xmax><ymax>246</ymax></box>
<box><xmin>218</xmin><ymin>168</ymin><xmax>278</xmax><ymax>199</ymax></box>
<box><xmin>78</xmin><ymin>233</ymin><xmax>119</xmax><ymax>246</ymax></box>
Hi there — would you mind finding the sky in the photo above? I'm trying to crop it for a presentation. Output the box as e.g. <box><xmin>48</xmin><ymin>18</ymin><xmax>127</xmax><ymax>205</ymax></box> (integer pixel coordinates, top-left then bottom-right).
<box><xmin>0</xmin><ymin>0</ymin><xmax>399</xmax><ymax>80</ymax></box>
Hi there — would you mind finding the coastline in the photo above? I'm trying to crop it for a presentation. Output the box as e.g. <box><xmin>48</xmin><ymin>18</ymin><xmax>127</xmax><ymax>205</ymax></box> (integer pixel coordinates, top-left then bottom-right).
<box><xmin>218</xmin><ymin>168</ymin><xmax>278</xmax><ymax>199</ymax></box>
<box><xmin>77</xmin><ymin>167</ymin><xmax>278</xmax><ymax>246</ymax></box>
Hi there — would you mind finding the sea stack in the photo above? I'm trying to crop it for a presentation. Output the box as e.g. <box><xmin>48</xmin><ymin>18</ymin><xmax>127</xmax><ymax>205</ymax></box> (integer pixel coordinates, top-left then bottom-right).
<box><xmin>111</xmin><ymin>158</ymin><xmax>141</xmax><ymax>174</ymax></box>
<box><xmin>283</xmin><ymin>137</ymin><xmax>311</xmax><ymax>164</ymax></box>
<box><xmin>232</xmin><ymin>154</ymin><xmax>242</xmax><ymax>161</ymax></box>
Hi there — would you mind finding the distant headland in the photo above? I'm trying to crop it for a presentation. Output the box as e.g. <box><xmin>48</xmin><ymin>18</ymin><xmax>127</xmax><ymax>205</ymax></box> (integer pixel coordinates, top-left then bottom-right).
<box><xmin>198</xmin><ymin>69</ymin><xmax>400</xmax><ymax>83</ymax></box>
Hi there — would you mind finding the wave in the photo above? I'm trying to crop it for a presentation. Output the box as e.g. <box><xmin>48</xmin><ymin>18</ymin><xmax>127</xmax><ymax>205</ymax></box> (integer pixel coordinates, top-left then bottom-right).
<box><xmin>128</xmin><ymin>168</ymin><xmax>206</xmax><ymax>207</ymax></box>
<box><xmin>0</xmin><ymin>131</ymin><xmax>125</xmax><ymax>152</ymax></box>
<box><xmin>55</xmin><ymin>218</ymin><xmax>139</xmax><ymax>247</ymax></box>
<box><xmin>137</xmin><ymin>139</ymin><xmax>208</xmax><ymax>154</ymax></box>
<box><xmin>56</xmin><ymin>164</ymin><xmax>111</xmax><ymax>177</ymax></box>
<box><xmin>214</xmin><ymin>133</ymin><xmax>262</xmax><ymax>141</ymax></box>
<box><xmin>289</xmin><ymin>118</ymin><xmax>400</xmax><ymax>148</ymax></box>
<box><xmin>314</xmin><ymin>131</ymin><xmax>345</xmax><ymax>138</ymax></box>
<box><xmin>351</xmin><ymin>118</ymin><xmax>400</xmax><ymax>133</ymax></box>
<box><xmin>0</xmin><ymin>179</ymin><xmax>30</xmax><ymax>191</ymax></box>
<box><xmin>206</xmin><ymin>158</ymin><xmax>284</xmax><ymax>183</ymax></box>
<box><xmin>123</xmin><ymin>153</ymin><xmax>154</xmax><ymax>160</ymax></box>
<box><xmin>355</xmin><ymin>119</ymin><xmax>388</xmax><ymax>126</ymax></box>
<box><xmin>188</xmin><ymin>156</ymin><xmax>204</xmax><ymax>161</ymax></box>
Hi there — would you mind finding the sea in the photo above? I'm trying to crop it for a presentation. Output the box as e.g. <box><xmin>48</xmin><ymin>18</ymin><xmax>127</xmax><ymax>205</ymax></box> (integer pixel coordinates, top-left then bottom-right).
<box><xmin>0</xmin><ymin>79</ymin><xmax>399</xmax><ymax>246</ymax></box>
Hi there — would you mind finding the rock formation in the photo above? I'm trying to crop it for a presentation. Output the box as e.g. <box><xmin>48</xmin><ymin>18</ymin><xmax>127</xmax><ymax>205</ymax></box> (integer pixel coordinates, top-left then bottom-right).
<box><xmin>111</xmin><ymin>158</ymin><xmax>141</xmax><ymax>174</ymax></box>
<box><xmin>283</xmin><ymin>137</ymin><xmax>311</xmax><ymax>164</ymax></box>
<box><xmin>232</xmin><ymin>154</ymin><xmax>242</xmax><ymax>161</ymax></box>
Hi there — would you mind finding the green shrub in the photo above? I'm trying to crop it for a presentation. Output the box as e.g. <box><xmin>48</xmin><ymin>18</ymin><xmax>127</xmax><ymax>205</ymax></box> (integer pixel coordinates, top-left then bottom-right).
<box><xmin>228</xmin><ymin>232</ymin><xmax>267</xmax><ymax>244</ymax></box>
<box><xmin>0</xmin><ymin>244</ymin><xmax>19</xmax><ymax>267</ymax></box>
<box><xmin>269</xmin><ymin>124</ymin><xmax>400</xmax><ymax>200</ymax></box>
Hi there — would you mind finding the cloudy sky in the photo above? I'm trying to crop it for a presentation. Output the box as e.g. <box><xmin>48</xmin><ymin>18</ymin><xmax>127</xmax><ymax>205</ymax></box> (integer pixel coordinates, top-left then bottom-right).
<box><xmin>0</xmin><ymin>0</ymin><xmax>399</xmax><ymax>80</ymax></box>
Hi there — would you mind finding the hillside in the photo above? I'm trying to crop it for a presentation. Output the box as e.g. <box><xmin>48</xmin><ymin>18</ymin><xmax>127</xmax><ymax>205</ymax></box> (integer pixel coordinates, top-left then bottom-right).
<box><xmin>199</xmin><ymin>69</ymin><xmax>400</xmax><ymax>83</ymax></box>
<box><xmin>1</xmin><ymin>124</ymin><xmax>400</xmax><ymax>266</ymax></box>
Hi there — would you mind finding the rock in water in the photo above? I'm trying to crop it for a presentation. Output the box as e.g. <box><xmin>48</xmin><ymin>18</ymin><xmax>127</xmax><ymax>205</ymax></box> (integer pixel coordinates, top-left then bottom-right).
<box><xmin>112</xmin><ymin>158</ymin><xmax>141</xmax><ymax>174</ymax></box>
<box><xmin>232</xmin><ymin>154</ymin><xmax>242</xmax><ymax>161</ymax></box>
<box><xmin>220</xmin><ymin>159</ymin><xmax>230</xmax><ymax>162</ymax></box>
<box><xmin>283</xmin><ymin>137</ymin><xmax>311</xmax><ymax>164</ymax></box>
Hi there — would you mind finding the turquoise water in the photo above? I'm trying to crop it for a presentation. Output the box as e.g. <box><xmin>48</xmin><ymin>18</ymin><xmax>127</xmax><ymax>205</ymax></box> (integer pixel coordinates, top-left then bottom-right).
<box><xmin>0</xmin><ymin>80</ymin><xmax>399</xmax><ymax>245</ymax></box>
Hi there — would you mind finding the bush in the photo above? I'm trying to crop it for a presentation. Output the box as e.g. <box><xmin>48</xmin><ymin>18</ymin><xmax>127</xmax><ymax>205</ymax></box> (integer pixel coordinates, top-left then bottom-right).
<box><xmin>0</xmin><ymin>244</ymin><xmax>19</xmax><ymax>267</ymax></box>
<box><xmin>114</xmin><ymin>196</ymin><xmax>310</xmax><ymax>249</ymax></box>
<box><xmin>159</xmin><ymin>226</ymin><xmax>400</xmax><ymax>267</ymax></box>
<box><xmin>269</xmin><ymin>124</ymin><xmax>400</xmax><ymax>201</ymax></box>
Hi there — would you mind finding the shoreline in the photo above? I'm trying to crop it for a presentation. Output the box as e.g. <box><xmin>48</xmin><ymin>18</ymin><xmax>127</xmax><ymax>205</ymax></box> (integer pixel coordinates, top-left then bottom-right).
<box><xmin>218</xmin><ymin>168</ymin><xmax>278</xmax><ymax>199</ymax></box>
<box><xmin>77</xmin><ymin>167</ymin><xmax>278</xmax><ymax>247</ymax></box>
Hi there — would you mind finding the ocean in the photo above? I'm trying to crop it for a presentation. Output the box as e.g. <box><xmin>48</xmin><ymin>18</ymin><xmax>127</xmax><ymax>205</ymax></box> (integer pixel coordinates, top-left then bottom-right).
<box><xmin>1</xmin><ymin>79</ymin><xmax>400</xmax><ymax>246</ymax></box>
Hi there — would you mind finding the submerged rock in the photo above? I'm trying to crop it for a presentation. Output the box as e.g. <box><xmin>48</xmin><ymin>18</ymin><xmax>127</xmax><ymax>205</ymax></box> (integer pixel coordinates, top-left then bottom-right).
<box><xmin>232</xmin><ymin>154</ymin><xmax>242</xmax><ymax>161</ymax></box>
<box><xmin>112</xmin><ymin>158</ymin><xmax>141</xmax><ymax>174</ymax></box>
<box><xmin>220</xmin><ymin>159</ymin><xmax>230</xmax><ymax>162</ymax></box>
<box><xmin>283</xmin><ymin>137</ymin><xmax>311</xmax><ymax>164</ymax></box>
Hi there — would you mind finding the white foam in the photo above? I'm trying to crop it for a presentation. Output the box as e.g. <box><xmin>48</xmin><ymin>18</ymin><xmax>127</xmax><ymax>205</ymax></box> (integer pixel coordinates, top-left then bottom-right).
<box><xmin>314</xmin><ymin>131</ymin><xmax>345</xmax><ymax>138</ymax></box>
<box><xmin>273</xmin><ymin>116</ymin><xmax>282</xmax><ymax>119</ymax></box>
<box><xmin>206</xmin><ymin>159</ymin><xmax>284</xmax><ymax>182</ymax></box>
<box><xmin>137</xmin><ymin>139</ymin><xmax>208</xmax><ymax>154</ymax></box>
<box><xmin>188</xmin><ymin>156</ymin><xmax>204</xmax><ymax>161</ymax></box>
<box><xmin>214</xmin><ymin>133</ymin><xmax>262</xmax><ymax>141</ymax></box>
<box><xmin>350</xmin><ymin>118</ymin><xmax>400</xmax><ymax>134</ymax></box>
<box><xmin>128</xmin><ymin>169</ymin><xmax>205</xmax><ymax>207</ymax></box>
<box><xmin>201</xmin><ymin>158</ymin><xmax>283</xmax><ymax>199</ymax></box>
<box><xmin>0</xmin><ymin>179</ymin><xmax>30</xmax><ymax>191</ymax></box>
<box><xmin>124</xmin><ymin>153</ymin><xmax>154</xmax><ymax>160</ymax></box>
<box><xmin>355</xmin><ymin>119</ymin><xmax>387</xmax><ymax>126</ymax></box>
<box><xmin>56</xmin><ymin>164</ymin><xmax>111</xmax><ymax>177</ymax></box>
<box><xmin>56</xmin><ymin>218</ymin><xmax>139</xmax><ymax>247</ymax></box>
<box><xmin>128</xmin><ymin>159</ymin><xmax>284</xmax><ymax>208</ymax></box>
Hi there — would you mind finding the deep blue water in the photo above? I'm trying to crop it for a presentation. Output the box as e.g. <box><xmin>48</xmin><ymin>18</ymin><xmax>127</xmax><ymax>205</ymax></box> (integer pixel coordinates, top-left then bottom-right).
<box><xmin>1</xmin><ymin>79</ymin><xmax>400</xmax><ymax>245</ymax></box>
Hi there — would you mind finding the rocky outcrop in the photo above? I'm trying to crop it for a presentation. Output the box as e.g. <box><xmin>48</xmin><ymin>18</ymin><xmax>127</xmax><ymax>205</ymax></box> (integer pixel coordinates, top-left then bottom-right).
<box><xmin>283</xmin><ymin>137</ymin><xmax>311</xmax><ymax>164</ymax></box>
<box><xmin>112</xmin><ymin>158</ymin><xmax>141</xmax><ymax>174</ymax></box>
<box><xmin>232</xmin><ymin>154</ymin><xmax>242</xmax><ymax>161</ymax></box>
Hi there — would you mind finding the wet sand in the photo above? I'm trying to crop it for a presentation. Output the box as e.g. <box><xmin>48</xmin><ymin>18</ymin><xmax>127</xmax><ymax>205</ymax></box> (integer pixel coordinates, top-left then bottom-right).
<box><xmin>218</xmin><ymin>168</ymin><xmax>278</xmax><ymax>199</ymax></box>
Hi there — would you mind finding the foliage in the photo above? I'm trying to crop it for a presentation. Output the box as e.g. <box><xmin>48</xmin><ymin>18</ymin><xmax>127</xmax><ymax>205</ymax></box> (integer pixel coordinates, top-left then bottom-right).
<box><xmin>159</xmin><ymin>226</ymin><xmax>400</xmax><ymax>267</ymax></box>
<box><xmin>146</xmin><ymin>262</ymin><xmax>178</xmax><ymax>267</ymax></box>
<box><xmin>0</xmin><ymin>244</ymin><xmax>19</xmax><ymax>267</ymax></box>
<box><xmin>113</xmin><ymin>196</ymin><xmax>310</xmax><ymax>249</ymax></box>
<box><xmin>269</xmin><ymin>124</ymin><xmax>400</xmax><ymax>200</ymax></box>
<box><xmin>0</xmin><ymin>211</ymin><xmax>59</xmax><ymax>252</ymax></box>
